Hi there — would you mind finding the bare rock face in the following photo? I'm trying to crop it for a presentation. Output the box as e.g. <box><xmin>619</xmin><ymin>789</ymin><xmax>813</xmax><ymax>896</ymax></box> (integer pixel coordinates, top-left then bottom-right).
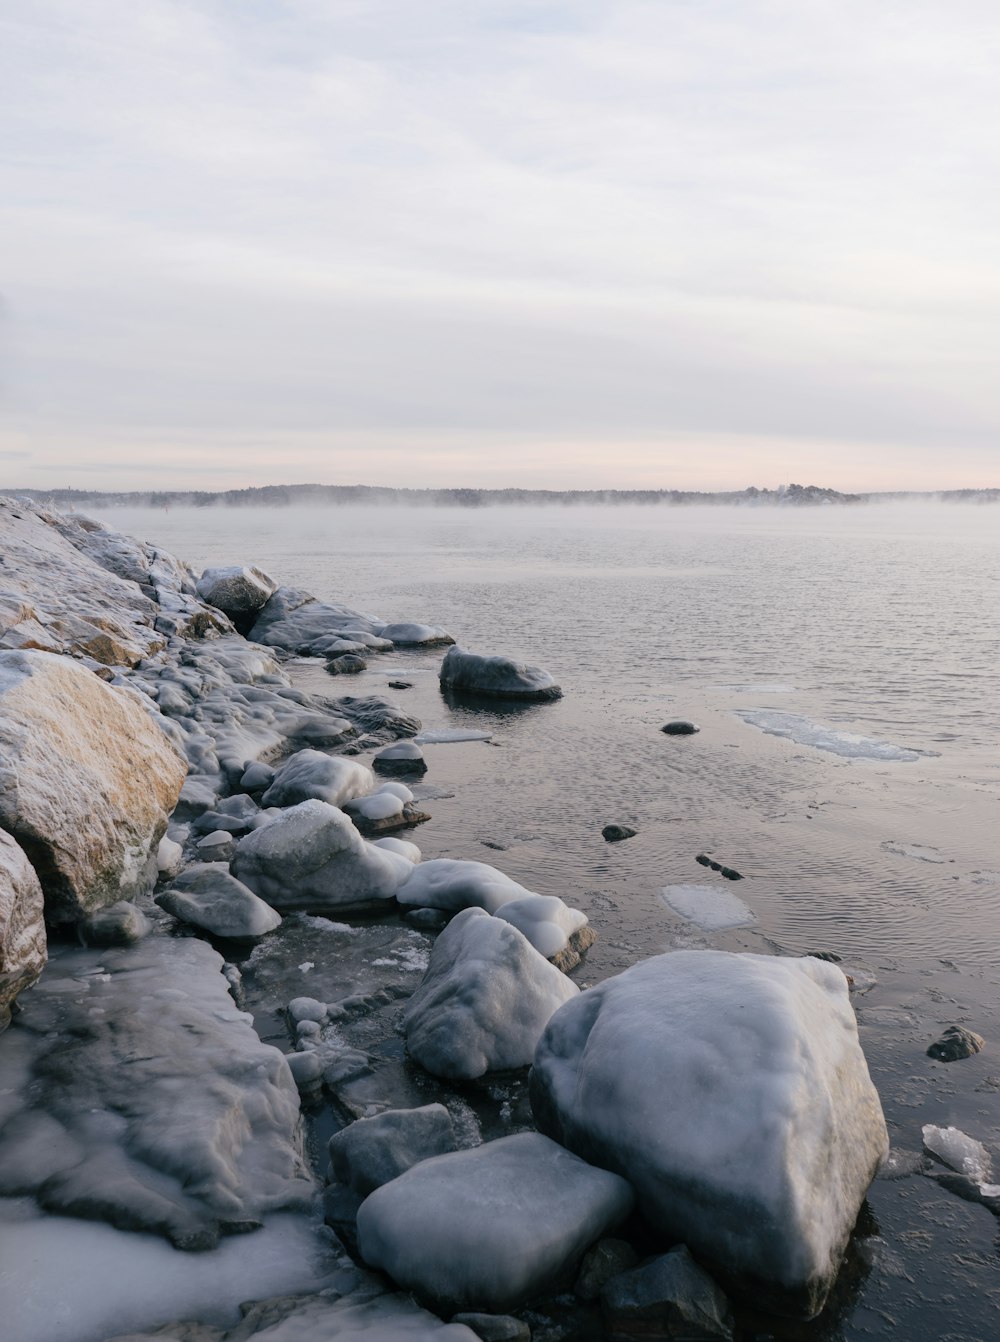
<box><xmin>0</xmin><ymin>830</ymin><xmax>46</xmax><ymax>1029</ymax></box>
<box><xmin>196</xmin><ymin>566</ymin><xmax>278</xmax><ymax>616</ymax></box>
<box><xmin>0</xmin><ymin>650</ymin><xmax>188</xmax><ymax>924</ymax></box>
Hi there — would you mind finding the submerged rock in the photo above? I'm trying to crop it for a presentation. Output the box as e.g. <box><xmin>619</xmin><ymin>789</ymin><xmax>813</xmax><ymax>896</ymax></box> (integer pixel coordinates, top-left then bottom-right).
<box><xmin>0</xmin><ymin>650</ymin><xmax>187</xmax><ymax>923</ymax></box>
<box><xmin>439</xmin><ymin>646</ymin><xmax>561</xmax><ymax>702</ymax></box>
<box><xmin>602</xmin><ymin>825</ymin><xmax>636</xmax><ymax>842</ymax></box>
<box><xmin>530</xmin><ymin>950</ymin><xmax>889</xmax><ymax>1318</ymax></box>
<box><xmin>357</xmin><ymin>1132</ymin><xmax>634</xmax><ymax>1313</ymax></box>
<box><xmin>326</xmin><ymin>654</ymin><xmax>367</xmax><ymax>675</ymax></box>
<box><xmin>601</xmin><ymin>1246</ymin><xmax>734</xmax><ymax>1342</ymax></box>
<box><xmin>329</xmin><ymin>1104</ymin><xmax>457</xmax><ymax>1197</ymax></box>
<box><xmin>156</xmin><ymin>866</ymin><xmax>282</xmax><ymax>939</ymax></box>
<box><xmin>927</xmin><ymin>1025</ymin><xmax>984</xmax><ymax>1061</ymax></box>
<box><xmin>0</xmin><ymin>830</ymin><xmax>46</xmax><ymax>1029</ymax></box>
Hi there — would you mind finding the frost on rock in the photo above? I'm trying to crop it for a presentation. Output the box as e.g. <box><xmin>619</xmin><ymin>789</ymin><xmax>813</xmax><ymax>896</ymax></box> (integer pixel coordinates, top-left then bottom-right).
<box><xmin>396</xmin><ymin>859</ymin><xmax>535</xmax><ymax>915</ymax></box>
<box><xmin>357</xmin><ymin>1132</ymin><xmax>634</xmax><ymax>1313</ymax></box>
<box><xmin>0</xmin><ymin>938</ymin><xmax>314</xmax><ymax>1248</ymax></box>
<box><xmin>196</xmin><ymin>566</ymin><xmax>278</xmax><ymax>617</ymax></box>
<box><xmin>494</xmin><ymin>895</ymin><xmax>589</xmax><ymax>960</ymax></box>
<box><xmin>247</xmin><ymin>586</ymin><xmax>389</xmax><ymax>657</ymax></box>
<box><xmin>261</xmin><ymin>751</ymin><xmax>375</xmax><ymax>809</ymax></box>
<box><xmin>379</xmin><ymin>622</ymin><xmax>455</xmax><ymax>648</ymax></box>
<box><xmin>530</xmin><ymin>950</ymin><xmax>889</xmax><ymax>1319</ymax></box>
<box><xmin>374</xmin><ymin>740</ymin><xmax>428</xmax><ymax>775</ymax></box>
<box><xmin>439</xmin><ymin>645</ymin><xmax>562</xmax><ymax>701</ymax></box>
<box><xmin>155</xmin><ymin>865</ymin><xmax>282</xmax><ymax>939</ymax></box>
<box><xmin>403</xmin><ymin>907</ymin><xmax>579</xmax><ymax>1080</ymax></box>
<box><xmin>232</xmin><ymin>800</ymin><xmax>407</xmax><ymax>913</ymax></box>
<box><xmin>0</xmin><ymin>830</ymin><xmax>46</xmax><ymax>1028</ymax></box>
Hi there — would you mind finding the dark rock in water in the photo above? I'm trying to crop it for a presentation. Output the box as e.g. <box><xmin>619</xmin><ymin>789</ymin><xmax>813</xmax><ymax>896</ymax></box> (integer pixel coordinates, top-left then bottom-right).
<box><xmin>79</xmin><ymin>900</ymin><xmax>152</xmax><ymax>947</ymax></box>
<box><xmin>695</xmin><ymin>856</ymin><xmax>742</xmax><ymax>879</ymax></box>
<box><xmin>374</xmin><ymin>741</ymin><xmax>428</xmax><ymax>775</ymax></box>
<box><xmin>927</xmin><ymin>1025</ymin><xmax>985</xmax><ymax>1061</ymax></box>
<box><xmin>662</xmin><ymin>720</ymin><xmax>700</xmax><ymax>736</ymax></box>
<box><xmin>574</xmin><ymin>1238</ymin><xmax>639</xmax><ymax>1302</ymax></box>
<box><xmin>388</xmin><ymin>680</ymin><xmax>413</xmax><ymax>690</ymax></box>
<box><xmin>808</xmin><ymin>950</ymin><xmax>843</xmax><ymax>964</ymax></box>
<box><xmin>440</xmin><ymin>645</ymin><xmax>562</xmax><ymax>702</ymax></box>
<box><xmin>720</xmin><ymin>867</ymin><xmax>743</xmax><ymax>882</ymax></box>
<box><xmin>451</xmin><ymin>1314</ymin><xmax>531</xmax><ymax>1342</ymax></box>
<box><xmin>709</xmin><ymin>860</ymin><xmax>722</xmax><ymax>872</ymax></box>
<box><xmin>601</xmin><ymin>1246</ymin><xmax>734</xmax><ymax>1341</ymax></box>
<box><xmin>326</xmin><ymin>653</ymin><xmax>367</xmax><ymax>675</ymax></box>
<box><xmin>602</xmin><ymin>825</ymin><xmax>637</xmax><ymax>843</ymax></box>
<box><xmin>696</xmin><ymin>853</ymin><xmax>711</xmax><ymax>867</ymax></box>
<box><xmin>335</xmin><ymin>695</ymin><xmax>422</xmax><ymax>741</ymax></box>
<box><xmin>329</xmin><ymin>1103</ymin><xmax>457</xmax><ymax>1197</ymax></box>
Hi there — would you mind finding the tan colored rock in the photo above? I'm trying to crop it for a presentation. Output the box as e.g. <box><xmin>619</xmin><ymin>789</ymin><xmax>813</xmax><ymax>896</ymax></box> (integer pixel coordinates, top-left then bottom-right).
<box><xmin>0</xmin><ymin>830</ymin><xmax>46</xmax><ymax>1029</ymax></box>
<box><xmin>0</xmin><ymin>650</ymin><xmax>188</xmax><ymax>923</ymax></box>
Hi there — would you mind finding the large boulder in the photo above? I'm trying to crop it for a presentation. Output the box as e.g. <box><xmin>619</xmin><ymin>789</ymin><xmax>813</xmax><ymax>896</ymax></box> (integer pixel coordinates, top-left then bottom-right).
<box><xmin>248</xmin><ymin>586</ymin><xmax>390</xmax><ymax>657</ymax></box>
<box><xmin>530</xmin><ymin>950</ymin><xmax>889</xmax><ymax>1318</ymax></box>
<box><xmin>357</xmin><ymin>1132</ymin><xmax>634</xmax><ymax>1313</ymax></box>
<box><xmin>439</xmin><ymin>646</ymin><xmax>561</xmax><ymax>701</ymax></box>
<box><xmin>403</xmin><ymin>907</ymin><xmax>579</xmax><ymax>1080</ymax></box>
<box><xmin>0</xmin><ymin>830</ymin><xmax>46</xmax><ymax>1029</ymax></box>
<box><xmin>231</xmin><ymin>799</ymin><xmax>409</xmax><ymax>913</ymax></box>
<box><xmin>195</xmin><ymin>565</ymin><xmax>278</xmax><ymax>616</ymax></box>
<box><xmin>0</xmin><ymin>651</ymin><xmax>188</xmax><ymax>923</ymax></box>
<box><xmin>261</xmin><ymin>750</ymin><xmax>375</xmax><ymax>809</ymax></box>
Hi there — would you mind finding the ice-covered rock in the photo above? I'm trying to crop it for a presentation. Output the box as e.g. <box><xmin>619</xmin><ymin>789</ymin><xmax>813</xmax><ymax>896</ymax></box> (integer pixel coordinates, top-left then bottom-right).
<box><xmin>0</xmin><ymin>937</ymin><xmax>314</xmax><ymax>1247</ymax></box>
<box><xmin>439</xmin><ymin>645</ymin><xmax>561</xmax><ymax>701</ymax></box>
<box><xmin>396</xmin><ymin>859</ymin><xmax>535</xmax><ymax>915</ymax></box>
<box><xmin>0</xmin><ymin>829</ymin><xmax>46</xmax><ymax>1028</ymax></box>
<box><xmin>78</xmin><ymin>900</ymin><xmax>152</xmax><ymax>947</ymax></box>
<box><xmin>247</xmin><ymin>586</ymin><xmax>388</xmax><ymax>657</ymax></box>
<box><xmin>530</xmin><ymin>950</ymin><xmax>889</xmax><ymax>1318</ymax></box>
<box><xmin>494</xmin><ymin>895</ymin><xmax>589</xmax><ymax>961</ymax></box>
<box><xmin>343</xmin><ymin>782</ymin><xmax>429</xmax><ymax>836</ymax></box>
<box><xmin>232</xmin><ymin>800</ymin><xmax>407</xmax><ymax>913</ymax></box>
<box><xmin>326</xmin><ymin>653</ymin><xmax>367</xmax><ymax>674</ymax></box>
<box><xmin>196</xmin><ymin>566</ymin><xmax>278</xmax><ymax>616</ymax></box>
<box><xmin>329</xmin><ymin>1104</ymin><xmax>457</xmax><ymax>1197</ymax></box>
<box><xmin>374</xmin><ymin>740</ymin><xmax>428</xmax><ymax>775</ymax></box>
<box><xmin>262</xmin><ymin>750</ymin><xmax>374</xmax><ymax>809</ymax></box>
<box><xmin>403</xmin><ymin>907</ymin><xmax>579</xmax><ymax>1080</ymax></box>
<box><xmin>357</xmin><ymin>1132</ymin><xmax>634</xmax><ymax>1312</ymax></box>
<box><xmin>372</xmin><ymin>836</ymin><xmax>422</xmax><ymax>863</ymax></box>
<box><xmin>156</xmin><ymin>865</ymin><xmax>282</xmax><ymax>939</ymax></box>
<box><xmin>157</xmin><ymin>834</ymin><xmax>184</xmax><ymax>877</ymax></box>
<box><xmin>0</xmin><ymin>650</ymin><xmax>187</xmax><ymax>923</ymax></box>
<box><xmin>380</xmin><ymin>622</ymin><xmax>455</xmax><ymax>647</ymax></box>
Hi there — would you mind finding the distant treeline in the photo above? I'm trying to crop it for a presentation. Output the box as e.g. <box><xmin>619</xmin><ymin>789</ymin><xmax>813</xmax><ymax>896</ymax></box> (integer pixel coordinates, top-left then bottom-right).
<box><xmin>7</xmin><ymin>483</ymin><xmax>1000</xmax><ymax>509</ymax></box>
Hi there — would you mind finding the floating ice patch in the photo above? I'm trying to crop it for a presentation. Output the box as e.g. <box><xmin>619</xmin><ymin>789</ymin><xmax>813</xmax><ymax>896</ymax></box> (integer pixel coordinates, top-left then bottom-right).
<box><xmin>922</xmin><ymin>1124</ymin><xmax>993</xmax><ymax>1184</ymax></box>
<box><xmin>413</xmin><ymin>728</ymin><xmax>493</xmax><ymax>744</ymax></box>
<box><xmin>881</xmin><ymin>841</ymin><xmax>946</xmax><ymax>864</ymax></box>
<box><xmin>659</xmin><ymin>883</ymin><xmax>756</xmax><ymax>931</ymax></box>
<box><xmin>716</xmin><ymin>682</ymin><xmax>796</xmax><ymax>694</ymax></box>
<box><xmin>735</xmin><ymin>709</ymin><xmax>933</xmax><ymax>761</ymax></box>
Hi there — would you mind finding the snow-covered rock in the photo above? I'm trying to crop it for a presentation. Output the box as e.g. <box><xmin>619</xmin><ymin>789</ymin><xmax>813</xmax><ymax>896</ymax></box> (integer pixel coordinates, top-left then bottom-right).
<box><xmin>262</xmin><ymin>750</ymin><xmax>375</xmax><ymax>809</ymax></box>
<box><xmin>196</xmin><ymin>565</ymin><xmax>278</xmax><ymax>616</ymax></box>
<box><xmin>0</xmin><ymin>830</ymin><xmax>46</xmax><ymax>1029</ymax></box>
<box><xmin>374</xmin><ymin>740</ymin><xmax>428</xmax><ymax>775</ymax></box>
<box><xmin>403</xmin><ymin>907</ymin><xmax>579</xmax><ymax>1079</ymax></box>
<box><xmin>329</xmin><ymin>1104</ymin><xmax>457</xmax><ymax>1197</ymax></box>
<box><xmin>156</xmin><ymin>865</ymin><xmax>282</xmax><ymax>939</ymax></box>
<box><xmin>372</xmin><ymin>836</ymin><xmax>422</xmax><ymax>863</ymax></box>
<box><xmin>357</xmin><ymin>1132</ymin><xmax>634</xmax><ymax>1312</ymax></box>
<box><xmin>248</xmin><ymin>586</ymin><xmax>389</xmax><ymax>657</ymax></box>
<box><xmin>396</xmin><ymin>859</ymin><xmax>535</xmax><ymax>915</ymax></box>
<box><xmin>495</xmin><ymin>895</ymin><xmax>589</xmax><ymax>961</ymax></box>
<box><xmin>232</xmin><ymin>799</ymin><xmax>407</xmax><ymax>913</ymax></box>
<box><xmin>439</xmin><ymin>646</ymin><xmax>561</xmax><ymax>701</ymax></box>
<box><xmin>379</xmin><ymin>622</ymin><xmax>455</xmax><ymax>647</ymax></box>
<box><xmin>530</xmin><ymin>950</ymin><xmax>889</xmax><ymax>1318</ymax></box>
<box><xmin>0</xmin><ymin>650</ymin><xmax>187</xmax><ymax>923</ymax></box>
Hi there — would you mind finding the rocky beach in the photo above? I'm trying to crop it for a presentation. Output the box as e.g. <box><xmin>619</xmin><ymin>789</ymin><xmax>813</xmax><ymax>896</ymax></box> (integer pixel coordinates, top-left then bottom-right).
<box><xmin>1</xmin><ymin>496</ymin><xmax>996</xmax><ymax>1342</ymax></box>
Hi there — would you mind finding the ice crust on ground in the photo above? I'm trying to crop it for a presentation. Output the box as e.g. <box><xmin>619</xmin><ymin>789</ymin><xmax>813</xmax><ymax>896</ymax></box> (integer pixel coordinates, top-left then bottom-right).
<box><xmin>403</xmin><ymin>907</ymin><xmax>579</xmax><ymax>1079</ymax></box>
<box><xmin>262</xmin><ymin>751</ymin><xmax>375</xmax><ymax>809</ymax></box>
<box><xmin>659</xmin><ymin>883</ymin><xmax>756</xmax><ymax>931</ymax></box>
<box><xmin>357</xmin><ymin>1132</ymin><xmax>633</xmax><ymax>1313</ymax></box>
<box><xmin>396</xmin><ymin>858</ymin><xmax>535</xmax><ymax>914</ymax></box>
<box><xmin>530</xmin><ymin>950</ymin><xmax>889</xmax><ymax>1318</ymax></box>
<box><xmin>494</xmin><ymin>894</ymin><xmax>589</xmax><ymax>959</ymax></box>
<box><xmin>735</xmin><ymin>709</ymin><xmax>932</xmax><ymax>761</ymax></box>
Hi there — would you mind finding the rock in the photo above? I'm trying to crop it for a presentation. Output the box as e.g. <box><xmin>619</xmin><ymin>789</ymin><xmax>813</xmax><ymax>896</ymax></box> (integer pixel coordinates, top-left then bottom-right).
<box><xmin>262</xmin><ymin>750</ymin><xmax>375</xmax><ymax>809</ymax></box>
<box><xmin>720</xmin><ymin>867</ymin><xmax>742</xmax><ymax>881</ymax></box>
<box><xmin>0</xmin><ymin>829</ymin><xmax>46</xmax><ymax>1029</ymax></box>
<box><xmin>404</xmin><ymin>907</ymin><xmax>450</xmax><ymax>932</ymax></box>
<box><xmin>195</xmin><ymin>566</ymin><xmax>278</xmax><ymax>617</ymax></box>
<box><xmin>286</xmin><ymin>1050</ymin><xmax>323</xmax><ymax>1089</ymax></box>
<box><xmin>380</xmin><ymin>622</ymin><xmax>455</xmax><ymax>647</ymax></box>
<box><xmin>239</xmin><ymin>761</ymin><xmax>276</xmax><ymax>794</ymax></box>
<box><xmin>602</xmin><ymin>825</ymin><xmax>636</xmax><ymax>842</ymax></box>
<box><xmin>247</xmin><ymin>586</ymin><xmax>390</xmax><ymax>657</ymax></box>
<box><xmin>439</xmin><ymin>646</ymin><xmax>561</xmax><ymax>702</ymax></box>
<box><xmin>662</xmin><ymin>721</ymin><xmax>699</xmax><ymax>735</ymax></box>
<box><xmin>195</xmin><ymin>830</ymin><xmax>238</xmax><ymax>863</ymax></box>
<box><xmin>287</xmin><ymin>996</ymin><xmax>329</xmax><ymax>1025</ymax></box>
<box><xmin>0</xmin><ymin>650</ymin><xmax>187</xmax><ymax>923</ymax></box>
<box><xmin>334</xmin><ymin>695</ymin><xmax>421</xmax><ymax>741</ymax></box>
<box><xmin>231</xmin><ymin>799</ymin><xmax>408</xmax><ymax>913</ymax></box>
<box><xmin>356</xmin><ymin>1132</ymin><xmax>634</xmax><ymax>1313</ymax></box>
<box><xmin>601</xmin><ymin>1247</ymin><xmax>734</xmax><ymax>1341</ymax></box>
<box><xmin>343</xmin><ymin>783</ymin><xmax>430</xmax><ymax>836</ymax></box>
<box><xmin>450</xmin><ymin>1314</ymin><xmax>530</xmax><ymax>1342</ymax></box>
<box><xmin>388</xmin><ymin>680</ymin><xmax>413</xmax><ymax>690</ymax></box>
<box><xmin>372</xmin><ymin>835</ymin><xmax>422</xmax><ymax>863</ymax></box>
<box><xmin>156</xmin><ymin>834</ymin><xmax>184</xmax><ymax>877</ymax></box>
<box><xmin>403</xmin><ymin>907</ymin><xmax>579</xmax><ymax>1080</ymax></box>
<box><xmin>326</xmin><ymin>654</ymin><xmax>367</xmax><ymax>675</ymax></box>
<box><xmin>175</xmin><ymin>777</ymin><xmax>218</xmax><ymax>821</ymax></box>
<box><xmin>494</xmin><ymin>895</ymin><xmax>589</xmax><ymax>962</ymax></box>
<box><xmin>530</xmin><ymin>950</ymin><xmax>888</xmax><ymax>1318</ymax></box>
<box><xmin>78</xmin><ymin>900</ymin><xmax>152</xmax><ymax>947</ymax></box>
<box><xmin>329</xmin><ymin>1104</ymin><xmax>457</xmax><ymax>1196</ymax></box>
<box><xmin>225</xmin><ymin>1288</ymin><xmax>482</xmax><ymax>1341</ymax></box>
<box><xmin>550</xmin><ymin>925</ymin><xmax>598</xmax><ymax>975</ymax></box>
<box><xmin>397</xmin><ymin>859</ymin><xmax>535</xmax><ymax>915</ymax></box>
<box><xmin>927</xmin><ymin>1025</ymin><xmax>984</xmax><ymax>1061</ymax></box>
<box><xmin>374</xmin><ymin>741</ymin><xmax>428</xmax><ymax>775</ymax></box>
<box><xmin>156</xmin><ymin>866</ymin><xmax>281</xmax><ymax>939</ymax></box>
<box><xmin>574</xmin><ymin>1238</ymin><xmax>639</xmax><ymax>1302</ymax></box>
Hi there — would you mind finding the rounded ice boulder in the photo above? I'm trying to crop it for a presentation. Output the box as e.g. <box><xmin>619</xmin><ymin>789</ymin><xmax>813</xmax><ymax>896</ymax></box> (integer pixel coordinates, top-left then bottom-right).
<box><xmin>439</xmin><ymin>645</ymin><xmax>561</xmax><ymax>701</ymax></box>
<box><xmin>529</xmin><ymin>950</ymin><xmax>889</xmax><ymax>1319</ymax></box>
<box><xmin>261</xmin><ymin>749</ymin><xmax>374</xmax><ymax>809</ymax></box>
<box><xmin>396</xmin><ymin>858</ymin><xmax>534</xmax><ymax>915</ymax></box>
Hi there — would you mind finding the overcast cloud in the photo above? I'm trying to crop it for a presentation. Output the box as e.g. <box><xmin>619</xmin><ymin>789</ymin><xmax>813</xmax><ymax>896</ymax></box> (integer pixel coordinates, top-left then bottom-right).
<box><xmin>2</xmin><ymin>1</ymin><xmax>999</xmax><ymax>491</ymax></box>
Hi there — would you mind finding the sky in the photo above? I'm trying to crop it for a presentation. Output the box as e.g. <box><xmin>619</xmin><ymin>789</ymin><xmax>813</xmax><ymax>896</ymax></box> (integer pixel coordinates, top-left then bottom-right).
<box><xmin>2</xmin><ymin>0</ymin><xmax>1000</xmax><ymax>493</ymax></box>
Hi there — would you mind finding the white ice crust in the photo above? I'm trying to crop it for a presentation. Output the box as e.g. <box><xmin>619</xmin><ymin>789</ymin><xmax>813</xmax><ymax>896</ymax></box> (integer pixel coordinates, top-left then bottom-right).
<box><xmin>659</xmin><ymin>883</ymin><xmax>756</xmax><ymax>931</ymax></box>
<box><xmin>396</xmin><ymin>859</ymin><xmax>534</xmax><ymax>914</ymax></box>
<box><xmin>495</xmin><ymin>894</ymin><xmax>589</xmax><ymax>958</ymax></box>
<box><xmin>262</xmin><ymin>750</ymin><xmax>375</xmax><ymax>809</ymax></box>
<box><xmin>736</xmin><ymin>709</ymin><xmax>932</xmax><ymax>762</ymax></box>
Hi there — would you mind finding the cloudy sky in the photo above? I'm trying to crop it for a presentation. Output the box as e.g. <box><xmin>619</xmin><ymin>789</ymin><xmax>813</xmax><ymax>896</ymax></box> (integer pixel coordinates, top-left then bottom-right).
<box><xmin>2</xmin><ymin>1</ymin><xmax>999</xmax><ymax>492</ymax></box>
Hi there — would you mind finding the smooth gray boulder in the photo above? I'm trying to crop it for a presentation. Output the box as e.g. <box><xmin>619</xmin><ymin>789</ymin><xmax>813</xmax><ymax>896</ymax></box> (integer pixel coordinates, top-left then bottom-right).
<box><xmin>78</xmin><ymin>900</ymin><xmax>152</xmax><ymax>947</ymax></box>
<box><xmin>380</xmin><ymin>622</ymin><xmax>454</xmax><ymax>647</ymax></box>
<box><xmin>232</xmin><ymin>799</ymin><xmax>409</xmax><ymax>913</ymax></box>
<box><xmin>0</xmin><ymin>829</ymin><xmax>46</xmax><ymax>1029</ymax></box>
<box><xmin>356</xmin><ymin>1132</ymin><xmax>634</xmax><ymax>1313</ymax></box>
<box><xmin>403</xmin><ymin>907</ymin><xmax>579</xmax><ymax>1080</ymax></box>
<box><xmin>262</xmin><ymin>750</ymin><xmax>375</xmax><ymax>809</ymax></box>
<box><xmin>156</xmin><ymin>865</ymin><xmax>281</xmax><ymax>939</ymax></box>
<box><xmin>530</xmin><ymin>950</ymin><xmax>889</xmax><ymax>1318</ymax></box>
<box><xmin>601</xmin><ymin>1246</ymin><xmax>734</xmax><ymax>1341</ymax></box>
<box><xmin>439</xmin><ymin>645</ymin><xmax>561</xmax><ymax>701</ymax></box>
<box><xmin>196</xmin><ymin>566</ymin><xmax>278</xmax><ymax>616</ymax></box>
<box><xmin>0</xmin><ymin>650</ymin><xmax>187</xmax><ymax>923</ymax></box>
<box><xmin>329</xmin><ymin>1104</ymin><xmax>457</xmax><ymax>1197</ymax></box>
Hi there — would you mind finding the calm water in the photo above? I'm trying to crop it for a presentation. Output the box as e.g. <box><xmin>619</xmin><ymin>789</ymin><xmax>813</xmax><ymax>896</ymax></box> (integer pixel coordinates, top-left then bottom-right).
<box><xmin>94</xmin><ymin>501</ymin><xmax>1000</xmax><ymax>1341</ymax></box>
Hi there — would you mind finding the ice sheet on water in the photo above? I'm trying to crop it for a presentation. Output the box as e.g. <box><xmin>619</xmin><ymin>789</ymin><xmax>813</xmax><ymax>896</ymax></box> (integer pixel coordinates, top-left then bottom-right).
<box><xmin>922</xmin><ymin>1124</ymin><xmax>993</xmax><ymax>1184</ymax></box>
<box><xmin>716</xmin><ymin>682</ymin><xmax>796</xmax><ymax>694</ymax></box>
<box><xmin>659</xmin><ymin>883</ymin><xmax>756</xmax><ymax>931</ymax></box>
<box><xmin>736</xmin><ymin>709</ymin><xmax>934</xmax><ymax>761</ymax></box>
<box><xmin>413</xmin><ymin>728</ymin><xmax>493</xmax><ymax>744</ymax></box>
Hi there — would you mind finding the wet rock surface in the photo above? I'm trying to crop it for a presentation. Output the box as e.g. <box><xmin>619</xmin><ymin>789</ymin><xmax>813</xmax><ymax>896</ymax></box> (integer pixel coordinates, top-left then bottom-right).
<box><xmin>927</xmin><ymin>1024</ymin><xmax>984</xmax><ymax>1061</ymax></box>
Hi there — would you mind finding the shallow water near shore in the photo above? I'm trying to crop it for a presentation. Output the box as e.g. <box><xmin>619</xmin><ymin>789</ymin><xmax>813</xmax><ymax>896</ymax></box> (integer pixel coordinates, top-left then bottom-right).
<box><xmin>83</xmin><ymin>500</ymin><xmax>1000</xmax><ymax>1340</ymax></box>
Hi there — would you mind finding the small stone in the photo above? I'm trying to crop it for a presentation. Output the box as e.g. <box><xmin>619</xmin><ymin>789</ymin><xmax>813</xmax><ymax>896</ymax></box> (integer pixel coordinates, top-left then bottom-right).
<box><xmin>374</xmin><ymin>740</ymin><xmax>428</xmax><ymax>775</ymax></box>
<box><xmin>601</xmin><ymin>1246</ymin><xmax>734</xmax><ymax>1341</ymax></box>
<box><xmin>326</xmin><ymin>654</ymin><xmax>367</xmax><ymax>675</ymax></box>
<box><xmin>662</xmin><ymin>721</ymin><xmax>700</xmax><ymax>736</ymax></box>
<box><xmin>404</xmin><ymin>907</ymin><xmax>451</xmax><ymax>932</ymax></box>
<box><xmin>286</xmin><ymin>1050</ymin><xmax>323</xmax><ymax>1088</ymax></box>
<box><xmin>574</xmin><ymin>1238</ymin><xmax>639</xmax><ymax>1302</ymax></box>
<box><xmin>602</xmin><ymin>825</ymin><xmax>637</xmax><ymax>843</ymax></box>
<box><xmin>451</xmin><ymin>1313</ymin><xmax>531</xmax><ymax>1342</ymax></box>
<box><xmin>550</xmin><ymin>924</ymin><xmax>598</xmax><ymax>974</ymax></box>
<box><xmin>695</xmin><ymin>854</ymin><xmax>711</xmax><ymax>867</ymax></box>
<box><xmin>388</xmin><ymin>680</ymin><xmax>413</xmax><ymax>689</ymax></box>
<box><xmin>927</xmin><ymin>1025</ymin><xmax>985</xmax><ymax>1062</ymax></box>
<box><xmin>720</xmin><ymin>867</ymin><xmax>743</xmax><ymax>881</ymax></box>
<box><xmin>194</xmin><ymin>830</ymin><xmax>237</xmax><ymax>863</ymax></box>
<box><xmin>807</xmin><ymin>950</ymin><xmax>842</xmax><ymax>963</ymax></box>
<box><xmin>287</xmin><ymin>995</ymin><xmax>328</xmax><ymax>1025</ymax></box>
